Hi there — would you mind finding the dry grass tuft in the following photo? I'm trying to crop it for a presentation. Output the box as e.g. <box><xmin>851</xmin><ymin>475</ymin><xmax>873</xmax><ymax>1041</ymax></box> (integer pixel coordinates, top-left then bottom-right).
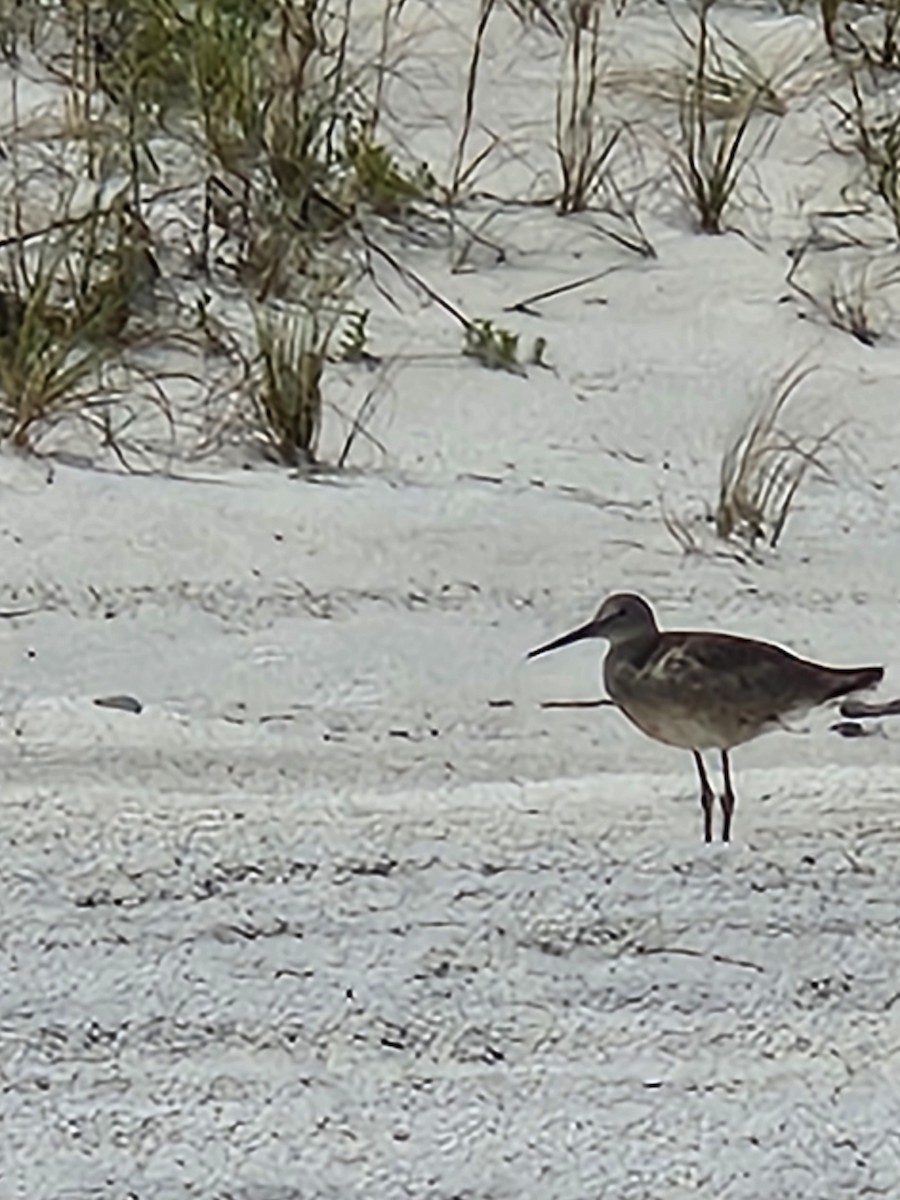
<box><xmin>786</xmin><ymin>243</ymin><xmax>900</xmax><ymax>345</ymax></box>
<box><xmin>832</xmin><ymin>71</ymin><xmax>900</xmax><ymax>240</ymax></box>
<box><xmin>252</xmin><ymin>305</ymin><xmax>327</xmax><ymax>468</ymax></box>
<box><xmin>0</xmin><ymin>197</ymin><xmax>159</xmax><ymax>450</ymax></box>
<box><xmin>249</xmin><ymin>262</ymin><xmax>357</xmax><ymax>467</ymax></box>
<box><xmin>667</xmin><ymin>1</ymin><xmax>776</xmax><ymax>233</ymax></box>
<box><xmin>555</xmin><ymin>1</ymin><xmax>622</xmax><ymax>214</ymax></box>
<box><xmin>716</xmin><ymin>361</ymin><xmax>841</xmax><ymax>551</ymax></box>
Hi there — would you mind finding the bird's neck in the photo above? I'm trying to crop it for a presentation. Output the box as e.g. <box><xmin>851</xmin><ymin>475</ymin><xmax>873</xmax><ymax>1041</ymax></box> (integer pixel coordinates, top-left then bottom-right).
<box><xmin>607</xmin><ymin>629</ymin><xmax>660</xmax><ymax>672</ymax></box>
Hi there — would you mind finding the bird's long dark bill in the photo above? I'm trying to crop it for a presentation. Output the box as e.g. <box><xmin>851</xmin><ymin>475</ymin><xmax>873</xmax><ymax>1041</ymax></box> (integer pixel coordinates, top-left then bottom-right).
<box><xmin>527</xmin><ymin>621</ymin><xmax>597</xmax><ymax>660</ymax></box>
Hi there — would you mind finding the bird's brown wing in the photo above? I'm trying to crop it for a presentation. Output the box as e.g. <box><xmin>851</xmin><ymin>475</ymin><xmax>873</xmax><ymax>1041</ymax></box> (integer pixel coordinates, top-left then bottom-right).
<box><xmin>649</xmin><ymin>633</ymin><xmax>826</xmax><ymax>720</ymax></box>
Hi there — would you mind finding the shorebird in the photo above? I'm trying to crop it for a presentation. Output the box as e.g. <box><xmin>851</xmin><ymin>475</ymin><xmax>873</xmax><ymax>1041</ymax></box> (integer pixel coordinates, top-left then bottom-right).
<box><xmin>527</xmin><ymin>593</ymin><xmax>883</xmax><ymax>843</ymax></box>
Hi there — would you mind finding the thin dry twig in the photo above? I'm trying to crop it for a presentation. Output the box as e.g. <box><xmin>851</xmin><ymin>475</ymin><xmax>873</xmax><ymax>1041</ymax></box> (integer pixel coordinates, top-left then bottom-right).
<box><xmin>451</xmin><ymin>0</ymin><xmax>499</xmax><ymax>198</ymax></box>
<box><xmin>639</xmin><ymin>945</ymin><xmax>765</xmax><ymax>973</ymax></box>
<box><xmin>505</xmin><ymin>266</ymin><xmax>623</xmax><ymax>314</ymax></box>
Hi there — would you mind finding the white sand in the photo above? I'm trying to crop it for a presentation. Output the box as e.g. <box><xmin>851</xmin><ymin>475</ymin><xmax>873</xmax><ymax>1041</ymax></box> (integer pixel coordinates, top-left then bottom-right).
<box><xmin>3</xmin><ymin>2</ymin><xmax>900</xmax><ymax>1196</ymax></box>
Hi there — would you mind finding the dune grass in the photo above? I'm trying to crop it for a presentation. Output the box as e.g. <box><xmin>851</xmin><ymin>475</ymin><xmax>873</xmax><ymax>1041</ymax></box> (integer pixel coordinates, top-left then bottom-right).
<box><xmin>667</xmin><ymin>1</ymin><xmax>775</xmax><ymax>234</ymax></box>
<box><xmin>0</xmin><ymin>0</ymin><xmax>437</xmax><ymax>465</ymax></box>
<box><xmin>716</xmin><ymin>363</ymin><xmax>841</xmax><ymax>552</ymax></box>
<box><xmin>0</xmin><ymin>0</ymin><xmax>888</xmax><ymax>483</ymax></box>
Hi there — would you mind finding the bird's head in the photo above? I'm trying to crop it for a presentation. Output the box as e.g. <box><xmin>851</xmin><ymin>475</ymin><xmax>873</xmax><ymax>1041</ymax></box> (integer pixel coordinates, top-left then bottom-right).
<box><xmin>527</xmin><ymin>592</ymin><xmax>658</xmax><ymax>660</ymax></box>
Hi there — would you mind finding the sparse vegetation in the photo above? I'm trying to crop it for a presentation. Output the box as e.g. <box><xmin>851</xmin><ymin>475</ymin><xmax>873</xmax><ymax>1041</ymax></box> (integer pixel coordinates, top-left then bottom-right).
<box><xmin>0</xmin><ymin>194</ymin><xmax>160</xmax><ymax>450</ymax></box>
<box><xmin>343</xmin><ymin>126</ymin><xmax>435</xmax><ymax>218</ymax></box>
<box><xmin>815</xmin><ymin>0</ymin><xmax>900</xmax><ymax>64</ymax></box>
<box><xmin>338</xmin><ymin>307</ymin><xmax>372</xmax><ymax>364</ymax></box>
<box><xmin>451</xmin><ymin>0</ymin><xmax>499</xmax><ymax>198</ymax></box>
<box><xmin>632</xmin><ymin>8</ymin><xmax>790</xmax><ymax>119</ymax></box>
<box><xmin>449</xmin><ymin>0</ymin><xmax>651</xmax><ymax>257</ymax></box>
<box><xmin>0</xmin><ymin>0</ymin><xmax>442</xmax><ymax>468</ymax></box>
<box><xmin>832</xmin><ymin>0</ymin><xmax>900</xmax><ymax>66</ymax></box>
<box><xmin>463</xmin><ymin>319</ymin><xmax>525</xmax><ymax>375</ymax></box>
<box><xmin>667</xmin><ymin>1</ymin><xmax>776</xmax><ymax>234</ymax></box>
<box><xmin>252</xmin><ymin>305</ymin><xmax>325</xmax><ymax>468</ymax></box>
<box><xmin>0</xmin><ymin>0</ymin><xmax>887</xmax><ymax>501</ymax></box>
<box><xmin>716</xmin><ymin>362</ymin><xmax>841</xmax><ymax>552</ymax></box>
<box><xmin>821</xmin><ymin>0</ymin><xmax>842</xmax><ymax>50</ymax></box>
<box><xmin>555</xmin><ymin>0</ymin><xmax>622</xmax><ymax>214</ymax></box>
<box><xmin>786</xmin><ymin>243</ymin><xmax>900</xmax><ymax>345</ymax></box>
<box><xmin>249</xmin><ymin>261</ymin><xmax>357</xmax><ymax>467</ymax></box>
<box><xmin>833</xmin><ymin>71</ymin><xmax>900</xmax><ymax>239</ymax></box>
<box><xmin>0</xmin><ymin>248</ymin><xmax>108</xmax><ymax>450</ymax></box>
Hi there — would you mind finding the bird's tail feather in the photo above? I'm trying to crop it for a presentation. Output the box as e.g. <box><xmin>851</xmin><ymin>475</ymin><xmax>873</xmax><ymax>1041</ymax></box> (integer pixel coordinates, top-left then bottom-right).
<box><xmin>826</xmin><ymin>665</ymin><xmax>883</xmax><ymax>702</ymax></box>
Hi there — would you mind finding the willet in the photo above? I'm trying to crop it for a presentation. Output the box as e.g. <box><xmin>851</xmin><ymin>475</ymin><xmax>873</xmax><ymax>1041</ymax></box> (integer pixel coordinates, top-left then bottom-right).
<box><xmin>527</xmin><ymin>593</ymin><xmax>883</xmax><ymax>843</ymax></box>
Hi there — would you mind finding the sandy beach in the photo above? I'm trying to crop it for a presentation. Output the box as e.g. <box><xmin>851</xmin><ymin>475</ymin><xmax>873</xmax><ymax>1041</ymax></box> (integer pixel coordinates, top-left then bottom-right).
<box><xmin>3</xmin><ymin>1</ymin><xmax>900</xmax><ymax>1195</ymax></box>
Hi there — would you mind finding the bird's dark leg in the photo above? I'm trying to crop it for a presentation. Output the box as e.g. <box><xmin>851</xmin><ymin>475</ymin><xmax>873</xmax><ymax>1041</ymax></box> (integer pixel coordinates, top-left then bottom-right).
<box><xmin>720</xmin><ymin>750</ymin><xmax>736</xmax><ymax>844</ymax></box>
<box><xmin>692</xmin><ymin>750</ymin><xmax>715</xmax><ymax>844</ymax></box>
